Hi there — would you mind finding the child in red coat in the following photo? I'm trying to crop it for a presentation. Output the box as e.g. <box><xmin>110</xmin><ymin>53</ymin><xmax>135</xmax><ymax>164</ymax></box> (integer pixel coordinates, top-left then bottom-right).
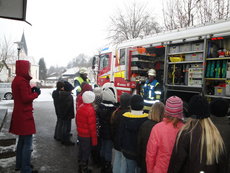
<box><xmin>76</xmin><ymin>91</ymin><xmax>97</xmax><ymax>172</ymax></box>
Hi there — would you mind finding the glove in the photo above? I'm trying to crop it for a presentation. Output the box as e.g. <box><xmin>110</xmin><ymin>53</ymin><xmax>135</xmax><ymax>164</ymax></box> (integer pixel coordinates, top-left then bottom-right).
<box><xmin>32</xmin><ymin>87</ymin><xmax>41</xmax><ymax>95</ymax></box>
<box><xmin>31</xmin><ymin>86</ymin><xmax>37</xmax><ymax>93</ymax></box>
<box><xmin>35</xmin><ymin>87</ymin><xmax>41</xmax><ymax>95</ymax></box>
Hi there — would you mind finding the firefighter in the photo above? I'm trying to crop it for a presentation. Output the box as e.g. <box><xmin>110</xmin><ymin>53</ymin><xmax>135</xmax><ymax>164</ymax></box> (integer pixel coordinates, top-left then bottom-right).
<box><xmin>74</xmin><ymin>67</ymin><xmax>90</xmax><ymax>95</ymax></box>
<box><xmin>142</xmin><ymin>69</ymin><xmax>162</xmax><ymax>113</ymax></box>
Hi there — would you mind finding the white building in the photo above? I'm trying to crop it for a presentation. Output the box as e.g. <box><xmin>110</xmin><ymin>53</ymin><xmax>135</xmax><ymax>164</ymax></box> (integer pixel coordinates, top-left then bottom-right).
<box><xmin>1</xmin><ymin>32</ymin><xmax>39</xmax><ymax>84</ymax></box>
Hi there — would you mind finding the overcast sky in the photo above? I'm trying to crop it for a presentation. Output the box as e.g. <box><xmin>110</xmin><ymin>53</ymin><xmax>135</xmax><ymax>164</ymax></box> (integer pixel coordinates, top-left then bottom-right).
<box><xmin>0</xmin><ymin>0</ymin><xmax>163</xmax><ymax>68</ymax></box>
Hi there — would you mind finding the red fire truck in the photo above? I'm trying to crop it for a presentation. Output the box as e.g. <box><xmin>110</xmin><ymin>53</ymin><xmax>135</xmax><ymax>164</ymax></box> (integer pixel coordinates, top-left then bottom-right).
<box><xmin>92</xmin><ymin>19</ymin><xmax>230</xmax><ymax>102</ymax></box>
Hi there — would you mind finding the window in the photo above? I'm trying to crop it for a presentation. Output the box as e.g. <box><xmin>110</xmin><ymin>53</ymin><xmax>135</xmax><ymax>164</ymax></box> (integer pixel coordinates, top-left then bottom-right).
<box><xmin>99</xmin><ymin>54</ymin><xmax>109</xmax><ymax>70</ymax></box>
<box><xmin>119</xmin><ymin>49</ymin><xmax>126</xmax><ymax>65</ymax></box>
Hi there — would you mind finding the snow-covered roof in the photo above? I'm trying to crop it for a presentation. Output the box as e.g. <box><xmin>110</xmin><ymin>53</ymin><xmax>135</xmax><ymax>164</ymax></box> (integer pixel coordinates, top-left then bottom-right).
<box><xmin>46</xmin><ymin>76</ymin><xmax>59</xmax><ymax>80</ymax></box>
<box><xmin>62</xmin><ymin>67</ymin><xmax>79</xmax><ymax>76</ymax></box>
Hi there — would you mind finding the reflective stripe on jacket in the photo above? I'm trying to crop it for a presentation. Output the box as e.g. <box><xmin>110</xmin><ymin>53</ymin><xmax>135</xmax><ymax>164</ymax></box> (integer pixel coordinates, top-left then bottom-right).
<box><xmin>142</xmin><ymin>79</ymin><xmax>159</xmax><ymax>100</ymax></box>
<box><xmin>74</xmin><ymin>77</ymin><xmax>90</xmax><ymax>93</ymax></box>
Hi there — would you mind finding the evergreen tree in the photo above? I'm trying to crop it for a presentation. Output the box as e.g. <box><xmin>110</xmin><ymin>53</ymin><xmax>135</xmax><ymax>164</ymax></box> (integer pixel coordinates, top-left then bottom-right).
<box><xmin>38</xmin><ymin>58</ymin><xmax>47</xmax><ymax>80</ymax></box>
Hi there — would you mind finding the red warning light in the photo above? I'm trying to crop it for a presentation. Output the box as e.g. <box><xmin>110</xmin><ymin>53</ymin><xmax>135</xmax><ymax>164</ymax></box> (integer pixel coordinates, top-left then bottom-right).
<box><xmin>211</xmin><ymin>37</ymin><xmax>224</xmax><ymax>40</ymax></box>
<box><xmin>155</xmin><ymin>45</ymin><xmax>165</xmax><ymax>48</ymax></box>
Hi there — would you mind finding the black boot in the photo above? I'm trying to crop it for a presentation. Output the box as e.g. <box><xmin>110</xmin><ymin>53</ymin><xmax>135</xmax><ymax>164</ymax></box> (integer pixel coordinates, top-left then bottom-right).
<box><xmin>78</xmin><ymin>160</ymin><xmax>82</xmax><ymax>173</ymax></box>
<box><xmin>81</xmin><ymin>161</ymin><xmax>92</xmax><ymax>173</ymax></box>
<box><xmin>104</xmin><ymin>161</ymin><xmax>112</xmax><ymax>173</ymax></box>
<box><xmin>101</xmin><ymin>161</ymin><xmax>112</xmax><ymax>173</ymax></box>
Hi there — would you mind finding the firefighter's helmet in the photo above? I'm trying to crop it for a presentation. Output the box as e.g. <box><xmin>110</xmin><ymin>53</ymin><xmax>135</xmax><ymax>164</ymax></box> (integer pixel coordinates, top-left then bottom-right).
<box><xmin>79</xmin><ymin>67</ymin><xmax>88</xmax><ymax>74</ymax></box>
<box><xmin>148</xmin><ymin>69</ymin><xmax>156</xmax><ymax>77</ymax></box>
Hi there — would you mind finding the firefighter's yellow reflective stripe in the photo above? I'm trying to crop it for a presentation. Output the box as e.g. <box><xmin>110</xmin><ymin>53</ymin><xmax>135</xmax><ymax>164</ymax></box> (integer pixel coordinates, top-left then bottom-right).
<box><xmin>123</xmin><ymin>112</ymin><xmax>149</xmax><ymax>118</ymax></box>
<box><xmin>114</xmin><ymin>71</ymin><xmax>125</xmax><ymax>78</ymax></box>
<box><xmin>156</xmin><ymin>95</ymin><xmax>161</xmax><ymax>100</ymax></box>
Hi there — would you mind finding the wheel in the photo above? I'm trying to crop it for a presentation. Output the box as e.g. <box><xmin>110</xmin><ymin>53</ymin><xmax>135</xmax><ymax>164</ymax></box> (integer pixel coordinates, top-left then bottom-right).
<box><xmin>4</xmin><ymin>92</ymin><xmax>13</xmax><ymax>100</ymax></box>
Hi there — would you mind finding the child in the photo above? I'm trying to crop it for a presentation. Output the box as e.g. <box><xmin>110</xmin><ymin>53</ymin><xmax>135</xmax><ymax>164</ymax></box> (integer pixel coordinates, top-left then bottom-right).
<box><xmin>76</xmin><ymin>91</ymin><xmax>97</xmax><ymax>173</ymax></box>
<box><xmin>111</xmin><ymin>92</ymin><xmax>132</xmax><ymax>173</ymax></box>
<box><xmin>137</xmin><ymin>101</ymin><xmax>165</xmax><ymax>173</ymax></box>
<box><xmin>146</xmin><ymin>96</ymin><xmax>184</xmax><ymax>173</ymax></box>
<box><xmin>76</xmin><ymin>83</ymin><xmax>93</xmax><ymax>108</ymax></box>
<box><xmin>91</xmin><ymin>87</ymin><xmax>102</xmax><ymax>166</ymax></box>
<box><xmin>168</xmin><ymin>96</ymin><xmax>227</xmax><ymax>173</ymax></box>
<box><xmin>210</xmin><ymin>99</ymin><xmax>230</xmax><ymax>172</ymax></box>
<box><xmin>120</xmin><ymin>94</ymin><xmax>149</xmax><ymax>173</ymax></box>
<box><xmin>98</xmin><ymin>87</ymin><xmax>117</xmax><ymax>172</ymax></box>
<box><xmin>52</xmin><ymin>81</ymin><xmax>65</xmax><ymax>141</ymax></box>
<box><xmin>59</xmin><ymin>81</ymin><xmax>75</xmax><ymax>145</ymax></box>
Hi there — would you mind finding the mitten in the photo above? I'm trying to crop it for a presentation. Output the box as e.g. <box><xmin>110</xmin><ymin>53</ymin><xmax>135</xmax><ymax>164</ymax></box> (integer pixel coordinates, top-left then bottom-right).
<box><xmin>35</xmin><ymin>87</ymin><xmax>41</xmax><ymax>95</ymax></box>
<box><xmin>31</xmin><ymin>86</ymin><xmax>37</xmax><ymax>92</ymax></box>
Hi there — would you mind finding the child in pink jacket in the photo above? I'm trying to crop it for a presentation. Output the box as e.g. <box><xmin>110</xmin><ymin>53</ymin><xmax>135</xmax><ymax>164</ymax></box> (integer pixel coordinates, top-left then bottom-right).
<box><xmin>146</xmin><ymin>96</ymin><xmax>184</xmax><ymax>173</ymax></box>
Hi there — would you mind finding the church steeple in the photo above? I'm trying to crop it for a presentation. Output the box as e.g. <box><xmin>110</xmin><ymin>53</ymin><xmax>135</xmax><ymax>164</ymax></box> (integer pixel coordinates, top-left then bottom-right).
<box><xmin>20</xmin><ymin>32</ymin><xmax>28</xmax><ymax>56</ymax></box>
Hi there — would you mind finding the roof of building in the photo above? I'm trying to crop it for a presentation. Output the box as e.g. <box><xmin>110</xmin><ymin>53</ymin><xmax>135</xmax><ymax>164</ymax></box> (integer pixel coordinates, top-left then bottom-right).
<box><xmin>62</xmin><ymin>67</ymin><xmax>79</xmax><ymax>76</ymax></box>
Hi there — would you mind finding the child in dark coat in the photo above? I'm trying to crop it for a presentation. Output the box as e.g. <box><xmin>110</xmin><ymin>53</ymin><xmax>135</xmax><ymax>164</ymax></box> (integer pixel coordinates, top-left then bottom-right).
<box><xmin>210</xmin><ymin>99</ymin><xmax>230</xmax><ymax>172</ymax></box>
<box><xmin>137</xmin><ymin>101</ymin><xmax>164</xmax><ymax>173</ymax></box>
<box><xmin>111</xmin><ymin>92</ymin><xmax>131</xmax><ymax>173</ymax></box>
<box><xmin>59</xmin><ymin>81</ymin><xmax>75</xmax><ymax>145</ymax></box>
<box><xmin>52</xmin><ymin>81</ymin><xmax>65</xmax><ymax>141</ymax></box>
<box><xmin>120</xmin><ymin>94</ymin><xmax>149</xmax><ymax>173</ymax></box>
<box><xmin>98</xmin><ymin>87</ymin><xmax>117</xmax><ymax>172</ymax></box>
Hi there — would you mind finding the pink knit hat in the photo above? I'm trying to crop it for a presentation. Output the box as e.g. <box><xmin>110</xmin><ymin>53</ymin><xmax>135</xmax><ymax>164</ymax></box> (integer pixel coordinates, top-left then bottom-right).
<box><xmin>165</xmin><ymin>96</ymin><xmax>183</xmax><ymax>119</ymax></box>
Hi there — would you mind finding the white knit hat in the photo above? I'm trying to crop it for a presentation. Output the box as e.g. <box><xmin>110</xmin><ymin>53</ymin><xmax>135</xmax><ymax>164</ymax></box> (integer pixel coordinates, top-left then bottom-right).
<box><xmin>82</xmin><ymin>91</ymin><xmax>95</xmax><ymax>104</ymax></box>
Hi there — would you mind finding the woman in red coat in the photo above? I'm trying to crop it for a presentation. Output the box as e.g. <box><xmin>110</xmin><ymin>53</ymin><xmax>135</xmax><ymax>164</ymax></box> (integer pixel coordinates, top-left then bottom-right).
<box><xmin>9</xmin><ymin>60</ymin><xmax>40</xmax><ymax>173</ymax></box>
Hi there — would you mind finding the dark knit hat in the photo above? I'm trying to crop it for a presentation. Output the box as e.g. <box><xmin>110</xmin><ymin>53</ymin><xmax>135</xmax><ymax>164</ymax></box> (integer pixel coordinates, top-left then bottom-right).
<box><xmin>56</xmin><ymin>81</ymin><xmax>64</xmax><ymax>90</ymax></box>
<box><xmin>130</xmin><ymin>95</ymin><xmax>144</xmax><ymax>110</ymax></box>
<box><xmin>165</xmin><ymin>96</ymin><xmax>183</xmax><ymax>119</ymax></box>
<box><xmin>210</xmin><ymin>99</ymin><xmax>229</xmax><ymax>117</ymax></box>
<box><xmin>188</xmin><ymin>95</ymin><xmax>210</xmax><ymax>119</ymax></box>
<box><xmin>64</xmin><ymin>81</ymin><xmax>74</xmax><ymax>92</ymax></box>
<box><xmin>120</xmin><ymin>93</ymin><xmax>131</xmax><ymax>108</ymax></box>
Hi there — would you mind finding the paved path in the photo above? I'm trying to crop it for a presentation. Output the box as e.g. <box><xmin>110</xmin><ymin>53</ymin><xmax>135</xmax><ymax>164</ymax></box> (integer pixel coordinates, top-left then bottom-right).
<box><xmin>0</xmin><ymin>100</ymin><xmax>101</xmax><ymax>173</ymax></box>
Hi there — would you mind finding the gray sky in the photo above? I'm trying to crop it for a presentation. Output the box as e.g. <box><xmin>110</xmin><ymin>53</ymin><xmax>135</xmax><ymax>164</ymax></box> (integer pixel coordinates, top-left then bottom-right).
<box><xmin>0</xmin><ymin>0</ymin><xmax>163</xmax><ymax>68</ymax></box>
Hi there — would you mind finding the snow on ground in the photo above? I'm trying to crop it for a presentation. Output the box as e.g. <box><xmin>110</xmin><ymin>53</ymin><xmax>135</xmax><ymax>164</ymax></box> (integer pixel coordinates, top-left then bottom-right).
<box><xmin>0</xmin><ymin>157</ymin><xmax>16</xmax><ymax>168</ymax></box>
<box><xmin>0</xmin><ymin>89</ymin><xmax>54</xmax><ymax>169</ymax></box>
<box><xmin>34</xmin><ymin>88</ymin><xmax>54</xmax><ymax>102</ymax></box>
<box><xmin>0</xmin><ymin>88</ymin><xmax>55</xmax><ymax>104</ymax></box>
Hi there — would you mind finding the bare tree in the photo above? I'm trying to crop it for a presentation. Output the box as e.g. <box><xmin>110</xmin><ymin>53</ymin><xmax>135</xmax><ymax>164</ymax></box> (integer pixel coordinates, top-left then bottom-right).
<box><xmin>67</xmin><ymin>54</ymin><xmax>90</xmax><ymax>68</ymax></box>
<box><xmin>0</xmin><ymin>36</ymin><xmax>16</xmax><ymax>61</ymax></box>
<box><xmin>163</xmin><ymin>0</ymin><xmax>200</xmax><ymax>30</ymax></box>
<box><xmin>108</xmin><ymin>1</ymin><xmax>161</xmax><ymax>44</ymax></box>
<box><xmin>162</xmin><ymin>0</ymin><xmax>230</xmax><ymax>30</ymax></box>
<box><xmin>0</xmin><ymin>36</ymin><xmax>16</xmax><ymax>72</ymax></box>
<box><xmin>196</xmin><ymin>0</ymin><xmax>230</xmax><ymax>23</ymax></box>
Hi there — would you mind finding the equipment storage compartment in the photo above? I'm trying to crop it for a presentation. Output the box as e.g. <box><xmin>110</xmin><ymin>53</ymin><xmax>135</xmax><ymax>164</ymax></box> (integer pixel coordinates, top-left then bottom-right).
<box><xmin>169</xmin><ymin>45</ymin><xmax>180</xmax><ymax>53</ymax></box>
<box><xmin>130</xmin><ymin>46</ymin><xmax>165</xmax><ymax>84</ymax></box>
<box><xmin>180</xmin><ymin>43</ymin><xmax>191</xmax><ymax>52</ymax></box>
<box><xmin>204</xmin><ymin>35</ymin><xmax>230</xmax><ymax>98</ymax></box>
<box><xmin>166</xmin><ymin>40</ymin><xmax>205</xmax><ymax>88</ymax></box>
<box><xmin>192</xmin><ymin>42</ymin><xmax>204</xmax><ymax>51</ymax></box>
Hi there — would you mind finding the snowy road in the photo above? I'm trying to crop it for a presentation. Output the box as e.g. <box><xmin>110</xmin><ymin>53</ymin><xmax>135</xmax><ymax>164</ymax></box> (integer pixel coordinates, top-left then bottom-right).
<box><xmin>0</xmin><ymin>88</ymin><xmax>100</xmax><ymax>173</ymax></box>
